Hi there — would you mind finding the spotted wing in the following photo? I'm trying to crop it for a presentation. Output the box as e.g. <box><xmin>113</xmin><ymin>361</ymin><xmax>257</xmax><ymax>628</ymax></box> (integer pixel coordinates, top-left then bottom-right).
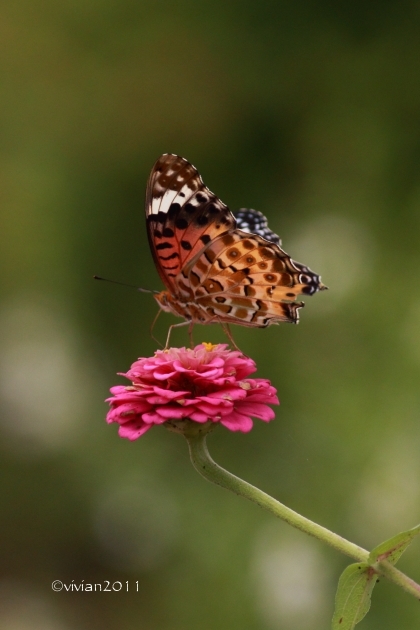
<box><xmin>146</xmin><ymin>154</ymin><xmax>326</xmax><ymax>327</ymax></box>
<box><xmin>145</xmin><ymin>154</ymin><xmax>235</xmax><ymax>293</ymax></box>
<box><xmin>183</xmin><ymin>229</ymin><xmax>326</xmax><ymax>326</ymax></box>
<box><xmin>235</xmin><ymin>208</ymin><xmax>281</xmax><ymax>246</ymax></box>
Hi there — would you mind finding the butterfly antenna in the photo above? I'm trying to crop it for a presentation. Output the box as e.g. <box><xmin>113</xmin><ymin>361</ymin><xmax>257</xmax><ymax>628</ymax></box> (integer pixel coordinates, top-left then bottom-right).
<box><xmin>93</xmin><ymin>276</ymin><xmax>159</xmax><ymax>294</ymax></box>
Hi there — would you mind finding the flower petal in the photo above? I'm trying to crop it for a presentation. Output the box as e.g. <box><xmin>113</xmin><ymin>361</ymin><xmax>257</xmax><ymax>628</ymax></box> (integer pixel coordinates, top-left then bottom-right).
<box><xmin>118</xmin><ymin>422</ymin><xmax>151</xmax><ymax>440</ymax></box>
<box><xmin>220</xmin><ymin>411</ymin><xmax>254</xmax><ymax>432</ymax></box>
<box><xmin>236</xmin><ymin>401</ymin><xmax>276</xmax><ymax>421</ymax></box>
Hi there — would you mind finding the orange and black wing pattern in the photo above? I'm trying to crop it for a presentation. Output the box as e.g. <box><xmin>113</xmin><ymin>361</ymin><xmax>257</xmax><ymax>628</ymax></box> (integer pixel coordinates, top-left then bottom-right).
<box><xmin>145</xmin><ymin>154</ymin><xmax>235</xmax><ymax>293</ymax></box>
<box><xmin>145</xmin><ymin>154</ymin><xmax>326</xmax><ymax>326</ymax></box>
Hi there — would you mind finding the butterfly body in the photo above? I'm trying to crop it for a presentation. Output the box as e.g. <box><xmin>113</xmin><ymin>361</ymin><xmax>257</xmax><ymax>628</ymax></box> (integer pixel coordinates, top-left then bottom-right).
<box><xmin>146</xmin><ymin>154</ymin><xmax>326</xmax><ymax>331</ymax></box>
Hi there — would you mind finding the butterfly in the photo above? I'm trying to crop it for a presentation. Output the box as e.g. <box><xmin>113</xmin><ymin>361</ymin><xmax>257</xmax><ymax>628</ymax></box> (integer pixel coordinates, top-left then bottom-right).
<box><xmin>145</xmin><ymin>154</ymin><xmax>327</xmax><ymax>346</ymax></box>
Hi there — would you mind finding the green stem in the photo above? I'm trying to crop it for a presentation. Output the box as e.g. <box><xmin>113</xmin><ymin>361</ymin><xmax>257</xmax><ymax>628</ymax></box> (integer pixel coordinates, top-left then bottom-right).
<box><xmin>185</xmin><ymin>432</ymin><xmax>420</xmax><ymax>601</ymax></box>
<box><xmin>374</xmin><ymin>561</ymin><xmax>420</xmax><ymax>599</ymax></box>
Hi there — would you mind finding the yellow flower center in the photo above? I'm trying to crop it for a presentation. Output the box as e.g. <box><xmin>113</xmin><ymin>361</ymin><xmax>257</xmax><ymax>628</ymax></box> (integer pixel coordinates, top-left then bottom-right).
<box><xmin>202</xmin><ymin>342</ymin><xmax>217</xmax><ymax>351</ymax></box>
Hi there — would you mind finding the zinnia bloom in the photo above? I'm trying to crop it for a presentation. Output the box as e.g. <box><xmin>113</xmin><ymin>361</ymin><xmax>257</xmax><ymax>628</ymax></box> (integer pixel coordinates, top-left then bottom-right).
<box><xmin>106</xmin><ymin>343</ymin><xmax>279</xmax><ymax>440</ymax></box>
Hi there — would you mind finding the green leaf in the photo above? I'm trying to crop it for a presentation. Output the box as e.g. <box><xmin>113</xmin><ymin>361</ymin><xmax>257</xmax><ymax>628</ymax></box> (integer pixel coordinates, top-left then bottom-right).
<box><xmin>332</xmin><ymin>563</ymin><xmax>378</xmax><ymax>630</ymax></box>
<box><xmin>369</xmin><ymin>524</ymin><xmax>420</xmax><ymax>566</ymax></box>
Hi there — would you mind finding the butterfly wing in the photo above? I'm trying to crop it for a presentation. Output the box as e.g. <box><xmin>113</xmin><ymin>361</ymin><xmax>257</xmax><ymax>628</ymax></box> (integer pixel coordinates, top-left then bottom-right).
<box><xmin>146</xmin><ymin>154</ymin><xmax>326</xmax><ymax>327</ymax></box>
<box><xmin>145</xmin><ymin>154</ymin><xmax>235</xmax><ymax>293</ymax></box>
<box><xmin>187</xmin><ymin>229</ymin><xmax>324</xmax><ymax>325</ymax></box>
<box><xmin>235</xmin><ymin>208</ymin><xmax>281</xmax><ymax>246</ymax></box>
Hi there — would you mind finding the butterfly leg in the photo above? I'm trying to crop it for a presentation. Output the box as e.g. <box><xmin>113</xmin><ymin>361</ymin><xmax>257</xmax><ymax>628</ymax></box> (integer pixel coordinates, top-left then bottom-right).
<box><xmin>165</xmin><ymin>320</ymin><xmax>191</xmax><ymax>349</ymax></box>
<box><xmin>150</xmin><ymin>309</ymin><xmax>164</xmax><ymax>348</ymax></box>
<box><xmin>188</xmin><ymin>321</ymin><xmax>195</xmax><ymax>348</ymax></box>
<box><xmin>221</xmin><ymin>323</ymin><xmax>243</xmax><ymax>353</ymax></box>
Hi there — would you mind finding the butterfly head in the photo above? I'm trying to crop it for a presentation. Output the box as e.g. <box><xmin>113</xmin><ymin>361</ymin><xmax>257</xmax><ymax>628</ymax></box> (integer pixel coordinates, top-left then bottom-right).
<box><xmin>154</xmin><ymin>290</ymin><xmax>174</xmax><ymax>313</ymax></box>
<box><xmin>154</xmin><ymin>291</ymin><xmax>190</xmax><ymax>320</ymax></box>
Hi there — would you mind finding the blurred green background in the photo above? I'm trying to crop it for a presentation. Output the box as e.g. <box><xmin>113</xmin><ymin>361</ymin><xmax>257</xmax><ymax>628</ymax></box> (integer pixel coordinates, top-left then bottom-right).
<box><xmin>1</xmin><ymin>1</ymin><xmax>420</xmax><ymax>628</ymax></box>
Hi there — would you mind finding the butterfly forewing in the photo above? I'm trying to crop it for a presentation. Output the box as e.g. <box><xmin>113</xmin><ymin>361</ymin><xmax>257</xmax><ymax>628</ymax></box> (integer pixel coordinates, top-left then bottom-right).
<box><xmin>145</xmin><ymin>154</ymin><xmax>235</xmax><ymax>292</ymax></box>
<box><xmin>145</xmin><ymin>154</ymin><xmax>326</xmax><ymax>328</ymax></box>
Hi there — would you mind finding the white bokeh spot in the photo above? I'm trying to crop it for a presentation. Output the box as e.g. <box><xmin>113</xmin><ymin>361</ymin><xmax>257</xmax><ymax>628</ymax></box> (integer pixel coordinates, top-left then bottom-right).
<box><xmin>0</xmin><ymin>296</ymin><xmax>97</xmax><ymax>452</ymax></box>
<box><xmin>288</xmin><ymin>214</ymin><xmax>375</xmax><ymax>313</ymax></box>
<box><xmin>250</xmin><ymin>522</ymin><xmax>330</xmax><ymax>629</ymax></box>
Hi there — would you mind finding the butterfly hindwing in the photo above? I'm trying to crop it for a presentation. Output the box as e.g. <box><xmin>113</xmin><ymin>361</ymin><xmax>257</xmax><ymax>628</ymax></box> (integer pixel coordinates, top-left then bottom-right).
<box><xmin>188</xmin><ymin>230</ymin><xmax>320</xmax><ymax>325</ymax></box>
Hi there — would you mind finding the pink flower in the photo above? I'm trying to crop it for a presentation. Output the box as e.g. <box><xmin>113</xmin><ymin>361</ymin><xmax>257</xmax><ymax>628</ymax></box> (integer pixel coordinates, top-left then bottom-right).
<box><xmin>106</xmin><ymin>343</ymin><xmax>279</xmax><ymax>440</ymax></box>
